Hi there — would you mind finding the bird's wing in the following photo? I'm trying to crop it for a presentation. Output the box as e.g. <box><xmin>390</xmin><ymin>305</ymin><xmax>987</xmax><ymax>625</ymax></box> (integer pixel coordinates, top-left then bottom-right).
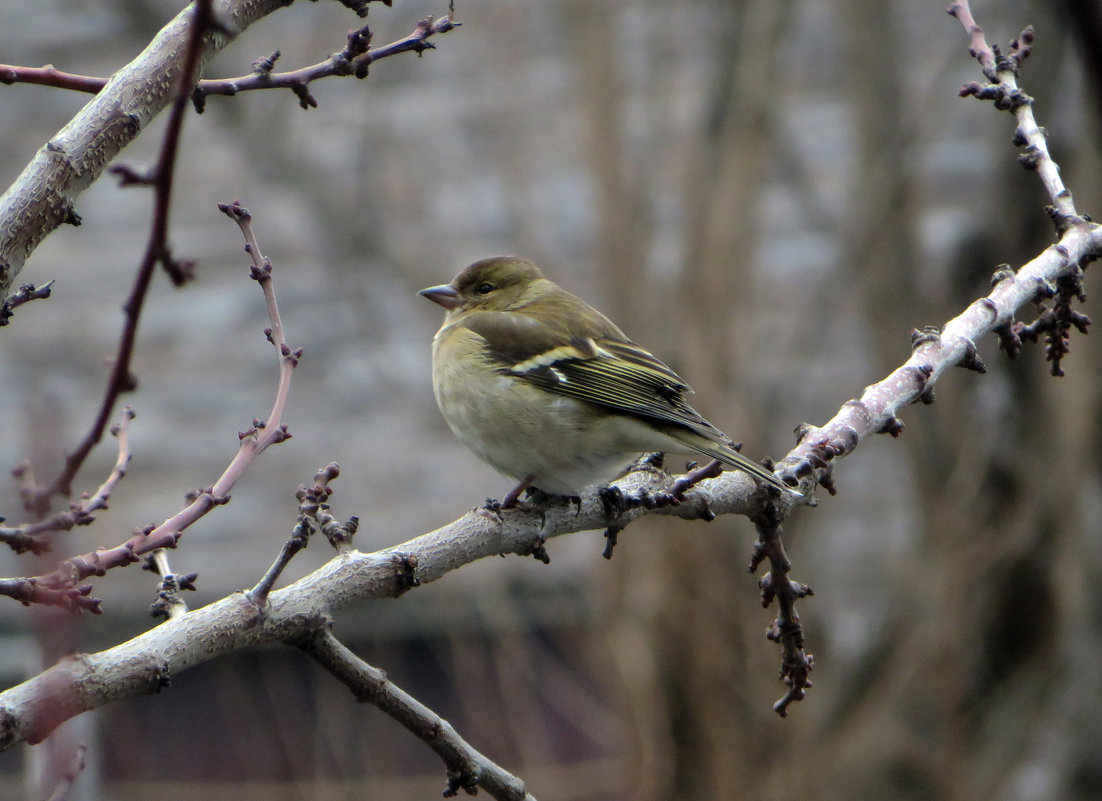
<box><xmin>460</xmin><ymin>309</ymin><xmax>729</xmax><ymax>444</ymax></box>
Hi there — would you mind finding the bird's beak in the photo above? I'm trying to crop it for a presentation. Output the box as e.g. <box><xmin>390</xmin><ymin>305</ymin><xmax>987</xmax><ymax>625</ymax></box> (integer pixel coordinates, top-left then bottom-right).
<box><xmin>419</xmin><ymin>283</ymin><xmax>462</xmax><ymax>310</ymax></box>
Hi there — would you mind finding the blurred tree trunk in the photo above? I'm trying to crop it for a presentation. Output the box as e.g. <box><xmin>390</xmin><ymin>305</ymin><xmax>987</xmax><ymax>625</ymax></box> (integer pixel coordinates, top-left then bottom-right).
<box><xmin>572</xmin><ymin>3</ymin><xmax>800</xmax><ymax>800</ymax></box>
<box><xmin>570</xmin><ymin>0</ymin><xmax>649</xmax><ymax>325</ymax></box>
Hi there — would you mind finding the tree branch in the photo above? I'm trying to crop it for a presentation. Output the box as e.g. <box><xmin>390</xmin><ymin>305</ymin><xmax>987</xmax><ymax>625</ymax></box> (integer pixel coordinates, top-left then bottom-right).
<box><xmin>6</xmin><ymin>201</ymin><xmax>299</xmax><ymax>610</ymax></box>
<box><xmin>302</xmin><ymin>628</ymin><xmax>535</xmax><ymax>800</ymax></box>
<box><xmin>22</xmin><ymin>0</ymin><xmax>212</xmax><ymax>514</ymax></box>
<box><xmin>193</xmin><ymin>13</ymin><xmax>460</xmax><ymax>110</ymax></box>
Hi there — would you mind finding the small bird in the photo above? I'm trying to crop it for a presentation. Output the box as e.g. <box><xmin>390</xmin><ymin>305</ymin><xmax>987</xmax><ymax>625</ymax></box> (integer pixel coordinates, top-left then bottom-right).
<box><xmin>420</xmin><ymin>256</ymin><xmax>798</xmax><ymax>506</ymax></box>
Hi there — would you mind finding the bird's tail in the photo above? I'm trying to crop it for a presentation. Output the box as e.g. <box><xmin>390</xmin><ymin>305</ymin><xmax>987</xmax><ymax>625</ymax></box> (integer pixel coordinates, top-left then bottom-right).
<box><xmin>685</xmin><ymin>440</ymin><xmax>802</xmax><ymax>497</ymax></box>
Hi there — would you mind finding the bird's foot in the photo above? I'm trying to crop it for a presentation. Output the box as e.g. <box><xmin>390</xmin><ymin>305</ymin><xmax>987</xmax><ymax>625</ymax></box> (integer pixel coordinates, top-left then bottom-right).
<box><xmin>501</xmin><ymin>474</ymin><xmax>535</xmax><ymax>509</ymax></box>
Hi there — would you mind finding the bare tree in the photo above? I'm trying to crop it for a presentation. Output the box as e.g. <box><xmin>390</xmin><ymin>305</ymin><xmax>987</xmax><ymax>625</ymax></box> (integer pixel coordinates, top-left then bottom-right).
<box><xmin>0</xmin><ymin>1</ymin><xmax>1098</xmax><ymax>799</ymax></box>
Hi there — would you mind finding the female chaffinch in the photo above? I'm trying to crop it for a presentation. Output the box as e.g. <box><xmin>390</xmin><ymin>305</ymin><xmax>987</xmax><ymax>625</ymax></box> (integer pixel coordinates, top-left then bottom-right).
<box><xmin>421</xmin><ymin>256</ymin><xmax>797</xmax><ymax>506</ymax></box>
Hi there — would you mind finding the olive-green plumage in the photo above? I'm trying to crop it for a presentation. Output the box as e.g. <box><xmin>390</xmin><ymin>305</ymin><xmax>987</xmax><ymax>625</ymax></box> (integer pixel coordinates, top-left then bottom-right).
<box><xmin>420</xmin><ymin>256</ymin><xmax>797</xmax><ymax>499</ymax></box>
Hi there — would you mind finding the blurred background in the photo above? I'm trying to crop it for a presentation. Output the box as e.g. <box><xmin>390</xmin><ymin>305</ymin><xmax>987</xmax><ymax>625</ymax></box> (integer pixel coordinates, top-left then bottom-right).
<box><xmin>0</xmin><ymin>0</ymin><xmax>1100</xmax><ymax>799</ymax></box>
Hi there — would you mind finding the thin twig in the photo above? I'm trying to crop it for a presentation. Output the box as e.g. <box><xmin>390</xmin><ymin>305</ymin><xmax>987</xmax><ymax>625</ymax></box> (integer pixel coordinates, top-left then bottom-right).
<box><xmin>24</xmin><ymin>1</ymin><xmax>214</xmax><ymax>517</ymax></box>
<box><xmin>0</xmin><ymin>64</ymin><xmax>102</xmax><ymax>92</ymax></box>
<box><xmin>9</xmin><ymin>200</ymin><xmax>299</xmax><ymax>611</ymax></box>
<box><xmin>749</xmin><ymin>507</ymin><xmax>813</xmax><ymax>716</ymax></box>
<box><xmin>0</xmin><ymin>280</ymin><xmax>54</xmax><ymax>325</ymax></box>
<box><xmin>43</xmin><ymin>742</ymin><xmax>86</xmax><ymax>801</ymax></box>
<box><xmin>0</xmin><ymin>407</ymin><xmax>135</xmax><ymax>558</ymax></box>
<box><xmin>950</xmin><ymin>1</ymin><xmax>1074</xmax><ymax>217</ymax></box>
<box><xmin>0</xmin><ymin>12</ymin><xmax>460</xmax><ymax>111</ymax></box>
<box><xmin>247</xmin><ymin>520</ymin><xmax>313</xmax><ymax>609</ymax></box>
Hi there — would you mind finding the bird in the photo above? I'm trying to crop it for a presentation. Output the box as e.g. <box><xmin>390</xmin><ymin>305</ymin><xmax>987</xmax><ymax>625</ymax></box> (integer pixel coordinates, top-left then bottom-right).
<box><xmin>420</xmin><ymin>256</ymin><xmax>799</xmax><ymax>507</ymax></box>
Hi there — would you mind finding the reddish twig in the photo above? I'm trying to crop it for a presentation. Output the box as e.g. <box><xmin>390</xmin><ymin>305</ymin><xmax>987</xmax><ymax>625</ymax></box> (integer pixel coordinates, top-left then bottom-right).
<box><xmin>0</xmin><ymin>577</ymin><xmax>99</xmax><ymax>614</ymax></box>
<box><xmin>197</xmin><ymin>12</ymin><xmax>459</xmax><ymax>110</ymax></box>
<box><xmin>43</xmin><ymin>742</ymin><xmax>87</xmax><ymax>801</ymax></box>
<box><xmin>0</xmin><ymin>407</ymin><xmax>135</xmax><ymax>557</ymax></box>
<box><xmin>22</xmin><ymin>1</ymin><xmax>214</xmax><ymax>518</ymax></box>
<box><xmin>0</xmin><ymin>64</ymin><xmax>105</xmax><ymax>93</ymax></box>
<box><xmin>9</xmin><ymin>200</ymin><xmax>299</xmax><ymax>612</ymax></box>
<box><xmin>946</xmin><ymin>1</ymin><xmax>997</xmax><ymax>73</ymax></box>
<box><xmin>0</xmin><ymin>12</ymin><xmax>460</xmax><ymax>113</ymax></box>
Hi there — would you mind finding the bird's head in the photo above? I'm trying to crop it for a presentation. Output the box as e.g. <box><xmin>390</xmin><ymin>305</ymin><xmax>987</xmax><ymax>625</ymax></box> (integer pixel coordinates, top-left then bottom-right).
<box><xmin>419</xmin><ymin>256</ymin><xmax>546</xmax><ymax>314</ymax></box>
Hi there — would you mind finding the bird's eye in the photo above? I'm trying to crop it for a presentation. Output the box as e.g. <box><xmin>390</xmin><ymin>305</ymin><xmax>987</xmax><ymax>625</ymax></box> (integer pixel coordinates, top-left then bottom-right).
<box><xmin>476</xmin><ymin>282</ymin><xmax>494</xmax><ymax>295</ymax></box>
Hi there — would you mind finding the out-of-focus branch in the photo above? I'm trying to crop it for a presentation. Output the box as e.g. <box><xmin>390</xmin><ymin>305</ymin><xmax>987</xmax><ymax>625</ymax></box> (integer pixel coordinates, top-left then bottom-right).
<box><xmin>302</xmin><ymin>629</ymin><xmax>535</xmax><ymax>800</ymax></box>
<box><xmin>42</xmin><ymin>742</ymin><xmax>86</xmax><ymax>801</ymax></box>
<box><xmin>781</xmin><ymin>7</ymin><xmax>1100</xmax><ymax>493</ymax></box>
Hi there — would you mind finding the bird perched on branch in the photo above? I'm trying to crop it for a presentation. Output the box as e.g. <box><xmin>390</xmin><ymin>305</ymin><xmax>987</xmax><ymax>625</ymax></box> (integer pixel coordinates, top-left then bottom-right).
<box><xmin>420</xmin><ymin>256</ymin><xmax>798</xmax><ymax>507</ymax></box>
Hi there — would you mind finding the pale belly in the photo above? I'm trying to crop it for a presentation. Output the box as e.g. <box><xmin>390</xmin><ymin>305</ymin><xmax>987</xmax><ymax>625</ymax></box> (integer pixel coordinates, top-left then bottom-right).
<box><xmin>434</xmin><ymin>367</ymin><xmax>651</xmax><ymax>495</ymax></box>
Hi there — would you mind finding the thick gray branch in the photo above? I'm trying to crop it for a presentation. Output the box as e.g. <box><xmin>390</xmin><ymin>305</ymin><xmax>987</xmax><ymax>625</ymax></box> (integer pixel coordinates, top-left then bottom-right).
<box><xmin>0</xmin><ymin>462</ymin><xmax>762</xmax><ymax>751</ymax></box>
<box><xmin>0</xmin><ymin>0</ymin><xmax>292</xmax><ymax>294</ymax></box>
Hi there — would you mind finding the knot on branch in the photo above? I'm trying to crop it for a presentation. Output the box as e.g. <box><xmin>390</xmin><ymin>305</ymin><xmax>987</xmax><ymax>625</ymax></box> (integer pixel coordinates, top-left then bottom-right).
<box><xmin>910</xmin><ymin>326</ymin><xmax>941</xmax><ymax>349</ymax></box>
<box><xmin>783</xmin><ymin>420</ymin><xmax>852</xmax><ymax>495</ymax></box>
<box><xmin>338</xmin><ymin>24</ymin><xmax>373</xmax><ymax>75</ymax></box>
<box><xmin>910</xmin><ymin>365</ymin><xmax>936</xmax><ymax>404</ymax></box>
<box><xmin>957</xmin><ymin>337</ymin><xmax>987</xmax><ymax>373</ymax></box>
<box><xmin>443</xmin><ymin>767</ymin><xmax>480</xmax><ymax>798</ymax></box>
<box><xmin>1009</xmin><ymin>25</ymin><xmax>1034</xmax><ymax>65</ymax></box>
<box><xmin>390</xmin><ymin>552</ymin><xmax>420</xmax><ymax>594</ymax></box>
<box><xmin>875</xmin><ymin>416</ymin><xmax>904</xmax><ymax>438</ymax></box>
<box><xmin>990</xmin><ymin>263</ymin><xmax>1015</xmax><ymax>287</ymax></box>
<box><xmin>149</xmin><ymin>571</ymin><xmax>198</xmax><ymax>620</ymax></box>
<box><xmin>252</xmin><ymin>50</ymin><xmax>281</xmax><ymax>76</ymax></box>
<box><xmin>958</xmin><ymin>80</ymin><xmax>1032</xmax><ymax>112</ymax></box>
<box><xmin>1045</xmin><ymin>201</ymin><xmax>1086</xmax><ymax>238</ymax></box>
